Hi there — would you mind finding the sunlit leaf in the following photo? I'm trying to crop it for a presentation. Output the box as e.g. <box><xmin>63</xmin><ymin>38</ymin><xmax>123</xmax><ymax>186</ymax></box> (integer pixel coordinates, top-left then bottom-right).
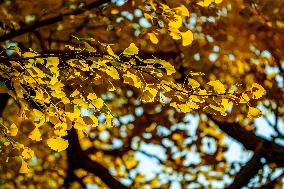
<box><xmin>47</xmin><ymin>137</ymin><xmax>69</xmax><ymax>152</ymax></box>
<box><xmin>9</xmin><ymin>123</ymin><xmax>18</xmax><ymax>136</ymax></box>
<box><xmin>251</xmin><ymin>83</ymin><xmax>265</xmax><ymax>99</ymax></box>
<box><xmin>22</xmin><ymin>148</ymin><xmax>34</xmax><ymax>159</ymax></box>
<box><xmin>28</xmin><ymin>128</ymin><xmax>42</xmax><ymax>141</ymax></box>
<box><xmin>148</xmin><ymin>33</ymin><xmax>159</xmax><ymax>44</ymax></box>
<box><xmin>19</xmin><ymin>159</ymin><xmax>29</xmax><ymax>174</ymax></box>
<box><xmin>174</xmin><ymin>5</ymin><xmax>189</xmax><ymax>17</ymax></box>
<box><xmin>207</xmin><ymin>80</ymin><xmax>226</xmax><ymax>94</ymax></box>
<box><xmin>247</xmin><ymin>106</ymin><xmax>262</xmax><ymax>119</ymax></box>
<box><xmin>181</xmin><ymin>30</ymin><xmax>194</xmax><ymax>46</ymax></box>
<box><xmin>123</xmin><ymin>43</ymin><xmax>139</xmax><ymax>56</ymax></box>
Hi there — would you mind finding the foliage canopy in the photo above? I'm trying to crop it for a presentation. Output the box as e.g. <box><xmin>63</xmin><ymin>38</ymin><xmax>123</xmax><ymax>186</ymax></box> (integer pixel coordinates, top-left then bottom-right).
<box><xmin>0</xmin><ymin>0</ymin><xmax>283</xmax><ymax>188</ymax></box>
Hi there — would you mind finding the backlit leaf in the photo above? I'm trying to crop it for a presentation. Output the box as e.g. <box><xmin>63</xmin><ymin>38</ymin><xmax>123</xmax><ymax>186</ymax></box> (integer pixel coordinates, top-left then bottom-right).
<box><xmin>248</xmin><ymin>107</ymin><xmax>262</xmax><ymax>119</ymax></box>
<box><xmin>181</xmin><ymin>30</ymin><xmax>194</xmax><ymax>46</ymax></box>
<box><xmin>10</xmin><ymin>123</ymin><xmax>18</xmax><ymax>136</ymax></box>
<box><xmin>148</xmin><ymin>33</ymin><xmax>159</xmax><ymax>44</ymax></box>
<box><xmin>19</xmin><ymin>159</ymin><xmax>29</xmax><ymax>174</ymax></box>
<box><xmin>251</xmin><ymin>83</ymin><xmax>265</xmax><ymax>99</ymax></box>
<box><xmin>47</xmin><ymin>137</ymin><xmax>69</xmax><ymax>152</ymax></box>
<box><xmin>207</xmin><ymin>80</ymin><xmax>226</xmax><ymax>94</ymax></box>
<box><xmin>123</xmin><ymin>43</ymin><xmax>139</xmax><ymax>56</ymax></box>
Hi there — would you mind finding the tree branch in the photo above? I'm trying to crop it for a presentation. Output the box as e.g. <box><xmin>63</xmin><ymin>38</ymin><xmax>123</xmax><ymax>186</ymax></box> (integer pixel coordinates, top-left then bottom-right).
<box><xmin>209</xmin><ymin>116</ymin><xmax>284</xmax><ymax>167</ymax></box>
<box><xmin>66</xmin><ymin>128</ymin><xmax>130</xmax><ymax>189</ymax></box>
<box><xmin>226</xmin><ymin>143</ymin><xmax>265</xmax><ymax>189</ymax></box>
<box><xmin>0</xmin><ymin>0</ymin><xmax>111</xmax><ymax>42</ymax></box>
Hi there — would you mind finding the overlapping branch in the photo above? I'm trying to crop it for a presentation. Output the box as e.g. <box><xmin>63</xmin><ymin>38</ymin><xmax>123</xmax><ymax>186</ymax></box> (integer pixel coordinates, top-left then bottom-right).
<box><xmin>0</xmin><ymin>0</ymin><xmax>111</xmax><ymax>42</ymax></box>
<box><xmin>209</xmin><ymin>116</ymin><xmax>284</xmax><ymax>188</ymax></box>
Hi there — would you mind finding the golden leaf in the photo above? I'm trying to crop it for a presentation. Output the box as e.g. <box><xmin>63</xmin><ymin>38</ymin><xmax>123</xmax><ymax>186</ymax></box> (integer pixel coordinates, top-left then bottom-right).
<box><xmin>148</xmin><ymin>33</ymin><xmax>159</xmax><ymax>44</ymax></box>
<box><xmin>181</xmin><ymin>30</ymin><xmax>194</xmax><ymax>46</ymax></box>
<box><xmin>207</xmin><ymin>80</ymin><xmax>226</xmax><ymax>94</ymax></box>
<box><xmin>10</xmin><ymin>123</ymin><xmax>18</xmax><ymax>136</ymax></box>
<box><xmin>169</xmin><ymin>15</ymin><xmax>182</xmax><ymax>29</ymax></box>
<box><xmin>87</xmin><ymin>93</ymin><xmax>97</xmax><ymax>100</ymax></box>
<box><xmin>157</xmin><ymin>59</ymin><xmax>176</xmax><ymax>75</ymax></box>
<box><xmin>188</xmin><ymin>78</ymin><xmax>200</xmax><ymax>89</ymax></box>
<box><xmin>29</xmin><ymin>128</ymin><xmax>42</xmax><ymax>141</ymax></box>
<box><xmin>251</xmin><ymin>83</ymin><xmax>265</xmax><ymax>99</ymax></box>
<box><xmin>248</xmin><ymin>107</ymin><xmax>262</xmax><ymax>119</ymax></box>
<box><xmin>123</xmin><ymin>43</ymin><xmax>139</xmax><ymax>56</ymax></box>
<box><xmin>100</xmin><ymin>66</ymin><xmax>120</xmax><ymax>79</ymax></box>
<box><xmin>47</xmin><ymin>137</ymin><xmax>69</xmax><ymax>152</ymax></box>
<box><xmin>19</xmin><ymin>159</ymin><xmax>29</xmax><ymax>174</ymax></box>
<box><xmin>174</xmin><ymin>5</ymin><xmax>189</xmax><ymax>17</ymax></box>
<box><xmin>123</xmin><ymin>71</ymin><xmax>143</xmax><ymax>88</ymax></box>
<box><xmin>221</xmin><ymin>99</ymin><xmax>233</xmax><ymax>109</ymax></box>
<box><xmin>22</xmin><ymin>148</ymin><xmax>34</xmax><ymax>159</ymax></box>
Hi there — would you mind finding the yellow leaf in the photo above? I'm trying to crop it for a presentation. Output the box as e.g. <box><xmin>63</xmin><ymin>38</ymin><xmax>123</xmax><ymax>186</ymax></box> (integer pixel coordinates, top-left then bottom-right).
<box><xmin>197</xmin><ymin>0</ymin><xmax>222</xmax><ymax>7</ymax></box>
<box><xmin>197</xmin><ymin>0</ymin><xmax>213</xmax><ymax>7</ymax></box>
<box><xmin>181</xmin><ymin>30</ymin><xmax>194</xmax><ymax>46</ymax></box>
<box><xmin>70</xmin><ymin>89</ymin><xmax>80</xmax><ymax>97</ymax></box>
<box><xmin>94</xmin><ymin>98</ymin><xmax>104</xmax><ymax>109</ymax></box>
<box><xmin>158</xmin><ymin>59</ymin><xmax>176</xmax><ymax>75</ymax></box>
<box><xmin>50</xmin><ymin>76</ymin><xmax>58</xmax><ymax>85</ymax></box>
<box><xmin>199</xmin><ymin>90</ymin><xmax>207</xmax><ymax>95</ymax></box>
<box><xmin>47</xmin><ymin>57</ymin><xmax>59</xmax><ymax>67</ymax></box>
<box><xmin>66</xmin><ymin>106</ymin><xmax>81</xmax><ymax>121</ymax></box>
<box><xmin>169</xmin><ymin>28</ymin><xmax>182</xmax><ymax>40</ymax></box>
<box><xmin>74</xmin><ymin>117</ymin><xmax>86</xmax><ymax>131</ymax></box>
<box><xmin>105</xmin><ymin>114</ymin><xmax>113</xmax><ymax>127</ymax></box>
<box><xmin>190</xmin><ymin>95</ymin><xmax>202</xmax><ymax>102</ymax></box>
<box><xmin>31</xmin><ymin>67</ymin><xmax>45</xmax><ymax>78</ymax></box>
<box><xmin>23</xmin><ymin>52</ymin><xmax>36</xmax><ymax>58</ymax></box>
<box><xmin>62</xmin><ymin>97</ymin><xmax>70</xmax><ymax>104</ymax></box>
<box><xmin>174</xmin><ymin>5</ymin><xmax>189</xmax><ymax>17</ymax></box>
<box><xmin>100</xmin><ymin>67</ymin><xmax>120</xmax><ymax>79</ymax></box>
<box><xmin>50</xmin><ymin>82</ymin><xmax>64</xmax><ymax>92</ymax></box>
<box><xmin>34</xmin><ymin>89</ymin><xmax>44</xmax><ymax>101</ymax></box>
<box><xmin>178</xmin><ymin>103</ymin><xmax>190</xmax><ymax>113</ymax></box>
<box><xmin>90</xmin><ymin>116</ymin><xmax>99</xmax><ymax>127</ymax></box>
<box><xmin>172</xmin><ymin>133</ymin><xmax>181</xmax><ymax>140</ymax></box>
<box><xmin>188</xmin><ymin>78</ymin><xmax>200</xmax><ymax>89</ymax></box>
<box><xmin>19</xmin><ymin>159</ymin><xmax>29</xmax><ymax>174</ymax></box>
<box><xmin>221</xmin><ymin>99</ymin><xmax>233</xmax><ymax>109</ymax></box>
<box><xmin>209</xmin><ymin>104</ymin><xmax>226</xmax><ymax>116</ymax></box>
<box><xmin>111</xmin><ymin>9</ymin><xmax>119</xmax><ymax>14</ymax></box>
<box><xmin>10</xmin><ymin>123</ymin><xmax>18</xmax><ymax>136</ymax></box>
<box><xmin>87</xmin><ymin>93</ymin><xmax>97</xmax><ymax>100</ymax></box>
<box><xmin>169</xmin><ymin>15</ymin><xmax>182</xmax><ymax>29</ymax></box>
<box><xmin>123</xmin><ymin>71</ymin><xmax>143</xmax><ymax>88</ymax></box>
<box><xmin>240</xmin><ymin>93</ymin><xmax>250</xmax><ymax>103</ymax></box>
<box><xmin>83</xmin><ymin>42</ymin><xmax>96</xmax><ymax>52</ymax></box>
<box><xmin>251</xmin><ymin>83</ymin><xmax>265</xmax><ymax>99</ymax></box>
<box><xmin>141</xmin><ymin>86</ymin><xmax>158</xmax><ymax>102</ymax></box>
<box><xmin>106</xmin><ymin>45</ymin><xmax>114</xmax><ymax>56</ymax></box>
<box><xmin>178</xmin><ymin>101</ymin><xmax>199</xmax><ymax>113</ymax></box>
<box><xmin>248</xmin><ymin>107</ymin><xmax>262</xmax><ymax>119</ymax></box>
<box><xmin>22</xmin><ymin>148</ymin><xmax>34</xmax><ymax>159</ymax></box>
<box><xmin>47</xmin><ymin>137</ymin><xmax>69</xmax><ymax>152</ymax></box>
<box><xmin>33</xmin><ymin>109</ymin><xmax>44</xmax><ymax>119</ymax></box>
<box><xmin>123</xmin><ymin>43</ymin><xmax>139</xmax><ymax>56</ymax></box>
<box><xmin>207</xmin><ymin>80</ymin><xmax>226</xmax><ymax>94</ymax></box>
<box><xmin>29</xmin><ymin>128</ymin><xmax>42</xmax><ymax>141</ymax></box>
<box><xmin>144</xmin><ymin>13</ymin><xmax>153</xmax><ymax>21</ymax></box>
<box><xmin>148</xmin><ymin>33</ymin><xmax>159</xmax><ymax>44</ymax></box>
<box><xmin>54</xmin><ymin>122</ymin><xmax>68</xmax><ymax>137</ymax></box>
<box><xmin>72</xmin><ymin>98</ymin><xmax>88</xmax><ymax>109</ymax></box>
<box><xmin>107</xmin><ymin>45</ymin><xmax>119</xmax><ymax>59</ymax></box>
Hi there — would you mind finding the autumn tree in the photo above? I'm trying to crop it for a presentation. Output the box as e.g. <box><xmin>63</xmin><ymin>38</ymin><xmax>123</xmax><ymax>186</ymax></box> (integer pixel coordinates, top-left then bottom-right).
<box><xmin>0</xmin><ymin>0</ymin><xmax>283</xmax><ymax>188</ymax></box>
